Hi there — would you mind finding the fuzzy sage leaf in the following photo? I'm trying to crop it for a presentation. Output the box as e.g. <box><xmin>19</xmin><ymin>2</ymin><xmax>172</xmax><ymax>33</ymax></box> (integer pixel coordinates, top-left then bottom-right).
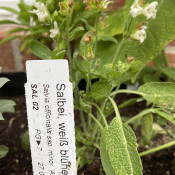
<box><xmin>0</xmin><ymin>113</ymin><xmax>4</xmax><ymax>120</ymax></box>
<box><xmin>138</xmin><ymin>82</ymin><xmax>175</xmax><ymax>107</ymax></box>
<box><xmin>0</xmin><ymin>100</ymin><xmax>16</xmax><ymax>113</ymax></box>
<box><xmin>0</xmin><ymin>145</ymin><xmax>9</xmax><ymax>159</ymax></box>
<box><xmin>29</xmin><ymin>40</ymin><xmax>52</xmax><ymax>60</ymax></box>
<box><xmin>0</xmin><ymin>78</ymin><xmax>9</xmax><ymax>88</ymax></box>
<box><xmin>101</xmin><ymin>118</ymin><xmax>143</xmax><ymax>175</ymax></box>
<box><xmin>100</xmin><ymin>97</ymin><xmax>142</xmax><ymax>175</ymax></box>
<box><xmin>153</xmin><ymin>109</ymin><xmax>175</xmax><ymax>125</ymax></box>
<box><xmin>141</xmin><ymin>113</ymin><xmax>153</xmax><ymax>146</ymax></box>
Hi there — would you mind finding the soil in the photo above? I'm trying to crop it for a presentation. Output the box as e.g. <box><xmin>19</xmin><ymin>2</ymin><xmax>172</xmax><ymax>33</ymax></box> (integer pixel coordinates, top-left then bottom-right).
<box><xmin>0</xmin><ymin>95</ymin><xmax>175</xmax><ymax>175</ymax></box>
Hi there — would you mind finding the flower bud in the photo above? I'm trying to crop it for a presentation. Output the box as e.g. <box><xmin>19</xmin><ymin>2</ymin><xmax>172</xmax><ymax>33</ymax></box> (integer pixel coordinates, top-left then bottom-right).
<box><xmin>127</xmin><ymin>57</ymin><xmax>135</xmax><ymax>63</ymax></box>
<box><xmin>83</xmin><ymin>33</ymin><xmax>92</xmax><ymax>44</ymax></box>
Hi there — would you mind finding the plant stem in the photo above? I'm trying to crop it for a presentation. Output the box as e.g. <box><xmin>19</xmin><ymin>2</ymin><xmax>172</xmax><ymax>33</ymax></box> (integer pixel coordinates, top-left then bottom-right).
<box><xmin>76</xmin><ymin>146</ymin><xmax>86</xmax><ymax>169</ymax></box>
<box><xmin>139</xmin><ymin>140</ymin><xmax>175</xmax><ymax>157</ymax></box>
<box><xmin>110</xmin><ymin>89</ymin><xmax>145</xmax><ymax>97</ymax></box>
<box><xmin>80</xmin><ymin>111</ymin><xmax>88</xmax><ymax>135</ymax></box>
<box><xmin>92</xmin><ymin>101</ymin><xmax>106</xmax><ymax>137</ymax></box>
<box><xmin>162</xmin><ymin>49</ymin><xmax>169</xmax><ymax>68</ymax></box>
<box><xmin>86</xmin><ymin>60</ymin><xmax>92</xmax><ymax>129</ymax></box>
<box><xmin>94</xmin><ymin>12</ymin><xmax>99</xmax><ymax>56</ymax></box>
<box><xmin>86</xmin><ymin>13</ymin><xmax>100</xmax><ymax>131</ymax></box>
<box><xmin>90</xmin><ymin>12</ymin><xmax>99</xmax><ymax>70</ymax></box>
<box><xmin>112</xmin><ymin>37</ymin><xmax>126</xmax><ymax>64</ymax></box>
<box><xmin>108</xmin><ymin>97</ymin><xmax>123</xmax><ymax>124</ymax></box>
<box><xmin>89</xmin><ymin>113</ymin><xmax>103</xmax><ymax>130</ymax></box>
<box><xmin>66</xmin><ymin>28</ymin><xmax>73</xmax><ymax>82</ymax></box>
<box><xmin>93</xmin><ymin>143</ymin><xmax>100</xmax><ymax>150</ymax></box>
<box><xmin>125</xmin><ymin>108</ymin><xmax>152</xmax><ymax>124</ymax></box>
<box><xmin>93</xmin><ymin>103</ymin><xmax>108</xmax><ymax>128</ymax></box>
<box><xmin>86</xmin><ymin>59</ymin><xmax>91</xmax><ymax>93</ymax></box>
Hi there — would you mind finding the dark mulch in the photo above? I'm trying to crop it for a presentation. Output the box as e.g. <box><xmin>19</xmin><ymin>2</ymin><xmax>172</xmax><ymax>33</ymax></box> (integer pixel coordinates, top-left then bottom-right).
<box><xmin>0</xmin><ymin>96</ymin><xmax>32</xmax><ymax>175</ymax></box>
<box><xmin>0</xmin><ymin>95</ymin><xmax>175</xmax><ymax>175</ymax></box>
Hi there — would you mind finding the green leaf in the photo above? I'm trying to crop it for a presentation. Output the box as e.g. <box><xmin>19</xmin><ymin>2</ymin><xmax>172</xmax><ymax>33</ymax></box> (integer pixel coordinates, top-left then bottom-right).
<box><xmin>99</xmin><ymin>0</ymin><xmax>175</xmax><ymax>84</ymax></box>
<box><xmin>29</xmin><ymin>40</ymin><xmax>52</xmax><ymax>60</ymax></box>
<box><xmin>153</xmin><ymin>109</ymin><xmax>175</xmax><ymax>125</ymax></box>
<box><xmin>74</xmin><ymin>57</ymin><xmax>88</xmax><ymax>79</ymax></box>
<box><xmin>5</xmin><ymin>27</ymin><xmax>27</xmax><ymax>35</ymax></box>
<box><xmin>52</xmin><ymin>49</ymin><xmax>66</xmax><ymax>59</ymax></box>
<box><xmin>0</xmin><ymin>100</ymin><xmax>16</xmax><ymax>113</ymax></box>
<box><xmin>100</xmin><ymin>128</ymin><xmax>116</xmax><ymax>175</ymax></box>
<box><xmin>80</xmin><ymin>32</ymin><xmax>94</xmax><ymax>60</ymax></box>
<box><xmin>20</xmin><ymin>38</ymin><xmax>29</xmax><ymax>52</ymax></box>
<box><xmin>17</xmin><ymin>0</ymin><xmax>32</xmax><ymax>24</ymax></box>
<box><xmin>161</xmin><ymin>68</ymin><xmax>175</xmax><ymax>81</ymax></box>
<box><xmin>153</xmin><ymin>54</ymin><xmax>164</xmax><ymax>68</ymax></box>
<box><xmin>152</xmin><ymin>123</ymin><xmax>166</xmax><ymax>136</ymax></box>
<box><xmin>0</xmin><ymin>78</ymin><xmax>9</xmax><ymax>88</ymax></box>
<box><xmin>89</xmin><ymin>81</ymin><xmax>111</xmax><ymax>101</ymax></box>
<box><xmin>0</xmin><ymin>113</ymin><xmax>4</xmax><ymax>120</ymax></box>
<box><xmin>142</xmin><ymin>73</ymin><xmax>160</xmax><ymax>84</ymax></box>
<box><xmin>75</xmin><ymin>127</ymin><xmax>86</xmax><ymax>144</ymax></box>
<box><xmin>138</xmin><ymin>82</ymin><xmax>175</xmax><ymax>107</ymax></box>
<box><xmin>18</xmin><ymin>0</ymin><xmax>31</xmax><ymax>12</ymax></box>
<box><xmin>99</xmin><ymin>35</ymin><xmax>118</xmax><ymax>45</ymax></box>
<box><xmin>30</xmin><ymin>28</ymin><xmax>49</xmax><ymax>35</ymax></box>
<box><xmin>0</xmin><ymin>7</ymin><xmax>19</xmax><ymax>14</ymax></box>
<box><xmin>96</xmin><ymin>40</ymin><xmax>116</xmax><ymax>71</ymax></box>
<box><xmin>101</xmin><ymin>118</ymin><xmax>142</xmax><ymax>175</ymax></box>
<box><xmin>118</xmin><ymin>98</ymin><xmax>137</xmax><ymax>109</ymax></box>
<box><xmin>0</xmin><ymin>145</ymin><xmax>8</xmax><ymax>159</ymax></box>
<box><xmin>139</xmin><ymin>66</ymin><xmax>155</xmax><ymax>80</ymax></box>
<box><xmin>76</xmin><ymin>145</ymin><xmax>92</xmax><ymax>169</ymax></box>
<box><xmin>0</xmin><ymin>35</ymin><xmax>21</xmax><ymax>45</ymax></box>
<box><xmin>69</xmin><ymin>27</ymin><xmax>84</xmax><ymax>41</ymax></box>
<box><xmin>155</xmin><ymin>116</ymin><xmax>167</xmax><ymax>126</ymax></box>
<box><xmin>22</xmin><ymin>130</ymin><xmax>30</xmax><ymax>151</ymax></box>
<box><xmin>141</xmin><ymin>113</ymin><xmax>153</xmax><ymax>145</ymax></box>
<box><xmin>17</xmin><ymin>12</ymin><xmax>30</xmax><ymax>24</ymax></box>
<box><xmin>0</xmin><ymin>20</ymin><xmax>19</xmax><ymax>25</ymax></box>
<box><xmin>79</xmin><ymin>98</ymin><xmax>91</xmax><ymax>113</ymax></box>
<box><xmin>98</xmin><ymin>7</ymin><xmax>127</xmax><ymax>38</ymax></box>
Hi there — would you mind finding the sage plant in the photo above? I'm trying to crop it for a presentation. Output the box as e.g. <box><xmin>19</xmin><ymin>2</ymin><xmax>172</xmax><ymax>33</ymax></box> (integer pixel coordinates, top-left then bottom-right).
<box><xmin>1</xmin><ymin>0</ymin><xmax>175</xmax><ymax>174</ymax></box>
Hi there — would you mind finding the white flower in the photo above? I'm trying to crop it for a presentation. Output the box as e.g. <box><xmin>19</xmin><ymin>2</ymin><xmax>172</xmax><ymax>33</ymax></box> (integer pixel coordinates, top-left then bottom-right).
<box><xmin>50</xmin><ymin>21</ymin><xmax>59</xmax><ymax>38</ymax></box>
<box><xmin>142</xmin><ymin>1</ymin><xmax>158</xmax><ymax>19</ymax></box>
<box><xmin>134</xmin><ymin>26</ymin><xmax>147</xmax><ymax>43</ymax></box>
<box><xmin>141</xmin><ymin>25</ymin><xmax>147</xmax><ymax>30</ymax></box>
<box><xmin>130</xmin><ymin>0</ymin><xmax>143</xmax><ymax>18</ymax></box>
<box><xmin>29</xmin><ymin>2</ymin><xmax>48</xmax><ymax>22</ymax></box>
<box><xmin>30</xmin><ymin>17</ymin><xmax>36</xmax><ymax>26</ymax></box>
<box><xmin>102</xmin><ymin>0</ymin><xmax>112</xmax><ymax>10</ymax></box>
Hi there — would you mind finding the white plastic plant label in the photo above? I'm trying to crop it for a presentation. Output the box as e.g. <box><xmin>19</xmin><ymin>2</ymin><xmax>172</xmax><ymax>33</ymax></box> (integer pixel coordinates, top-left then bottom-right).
<box><xmin>25</xmin><ymin>60</ymin><xmax>77</xmax><ymax>175</ymax></box>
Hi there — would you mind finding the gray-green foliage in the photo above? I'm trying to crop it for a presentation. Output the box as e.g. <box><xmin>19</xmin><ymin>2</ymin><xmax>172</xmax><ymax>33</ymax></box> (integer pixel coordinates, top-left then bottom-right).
<box><xmin>2</xmin><ymin>0</ymin><xmax>175</xmax><ymax>173</ymax></box>
<box><xmin>101</xmin><ymin>119</ymin><xmax>142</xmax><ymax>175</ymax></box>
<box><xmin>29</xmin><ymin>40</ymin><xmax>52</xmax><ymax>60</ymax></box>
<box><xmin>97</xmin><ymin>0</ymin><xmax>175</xmax><ymax>84</ymax></box>
<box><xmin>22</xmin><ymin>130</ymin><xmax>30</xmax><ymax>151</ymax></box>
<box><xmin>161</xmin><ymin>68</ymin><xmax>175</xmax><ymax>81</ymax></box>
<box><xmin>0</xmin><ymin>145</ymin><xmax>9</xmax><ymax>159</ymax></box>
<box><xmin>0</xmin><ymin>68</ymin><xmax>16</xmax><ymax>159</ymax></box>
<box><xmin>26</xmin><ymin>0</ymin><xmax>175</xmax><ymax>173</ymax></box>
<box><xmin>100</xmin><ymin>97</ymin><xmax>142</xmax><ymax>175</ymax></box>
<box><xmin>0</xmin><ymin>100</ymin><xmax>16</xmax><ymax>120</ymax></box>
<box><xmin>0</xmin><ymin>0</ymin><xmax>51</xmax><ymax>52</ymax></box>
<box><xmin>141</xmin><ymin>113</ymin><xmax>153</xmax><ymax>146</ymax></box>
<box><xmin>0</xmin><ymin>78</ymin><xmax>9</xmax><ymax>88</ymax></box>
<box><xmin>138</xmin><ymin>82</ymin><xmax>175</xmax><ymax>107</ymax></box>
<box><xmin>0</xmin><ymin>77</ymin><xmax>16</xmax><ymax>120</ymax></box>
